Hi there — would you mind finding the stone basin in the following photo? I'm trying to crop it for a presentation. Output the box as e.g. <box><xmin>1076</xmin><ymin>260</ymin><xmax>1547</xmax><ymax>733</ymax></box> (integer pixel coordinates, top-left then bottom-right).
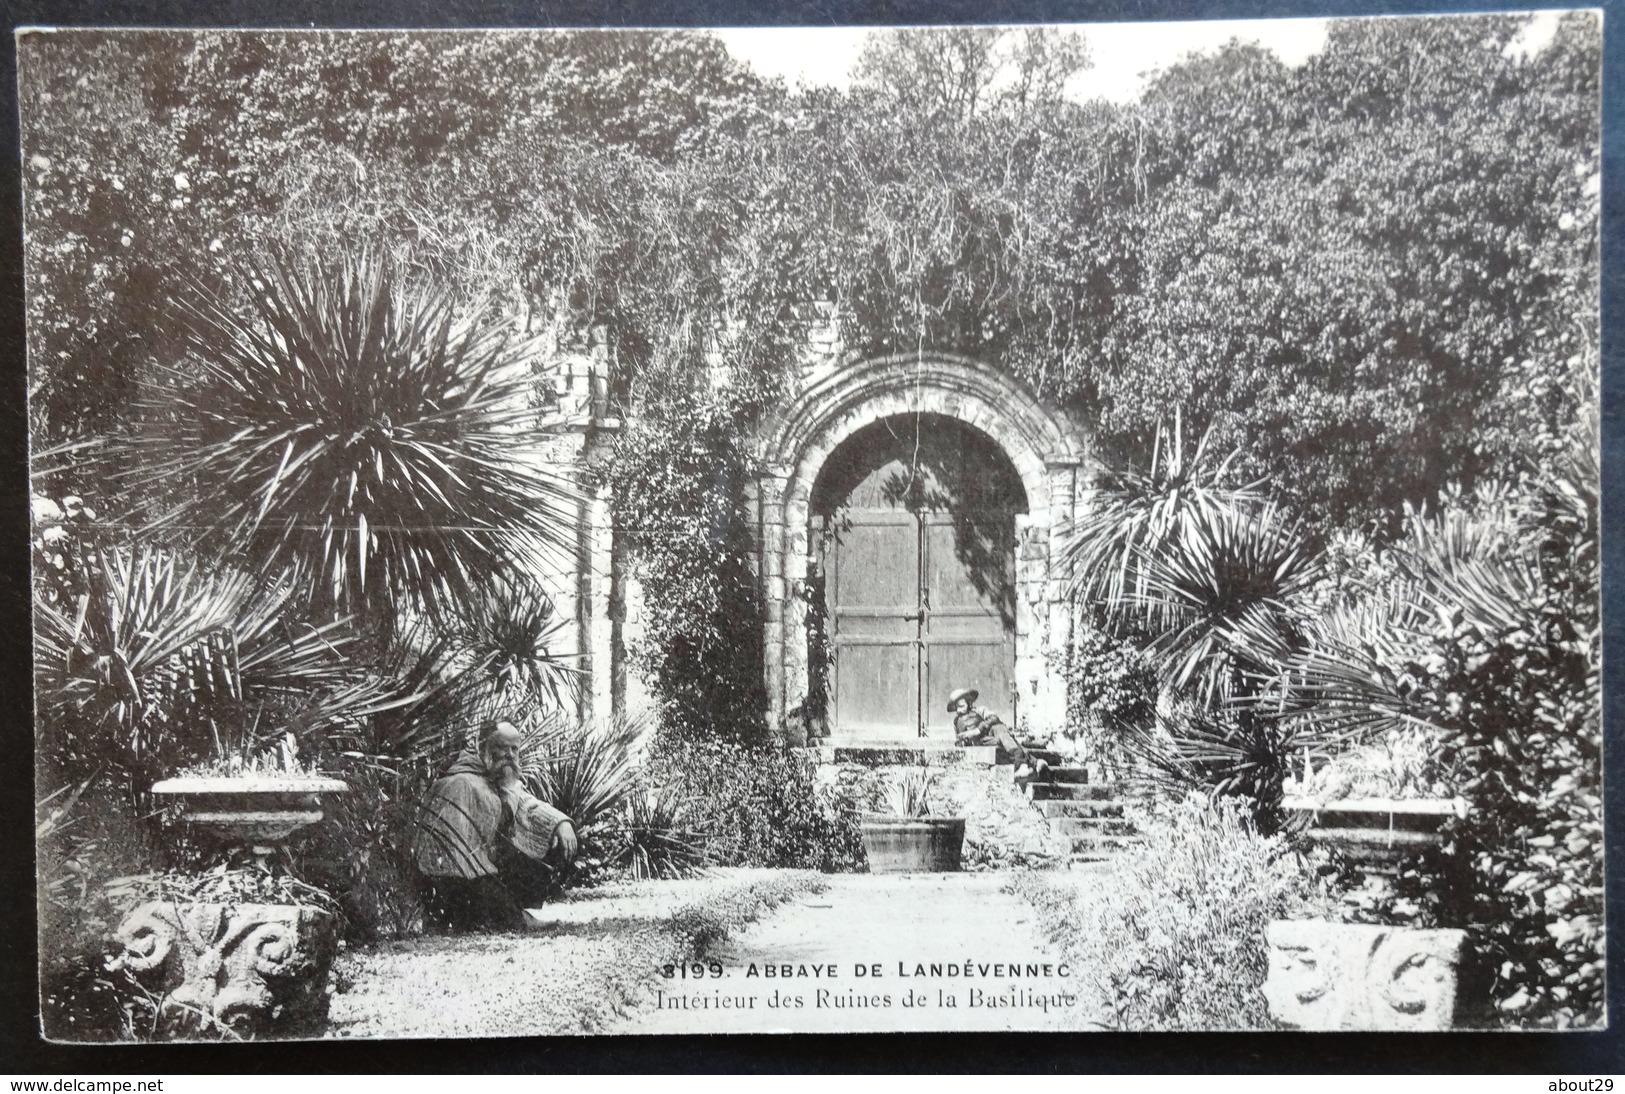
<box><xmin>151</xmin><ymin>776</ymin><xmax>349</xmax><ymax>845</ymax></box>
<box><xmin>1283</xmin><ymin>796</ymin><xmax>1467</xmax><ymax>869</ymax></box>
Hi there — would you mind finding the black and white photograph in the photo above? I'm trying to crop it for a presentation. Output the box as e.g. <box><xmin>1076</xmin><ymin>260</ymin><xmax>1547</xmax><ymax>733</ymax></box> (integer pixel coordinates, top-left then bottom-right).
<box><xmin>21</xmin><ymin>12</ymin><xmax>1604</xmax><ymax>1042</ymax></box>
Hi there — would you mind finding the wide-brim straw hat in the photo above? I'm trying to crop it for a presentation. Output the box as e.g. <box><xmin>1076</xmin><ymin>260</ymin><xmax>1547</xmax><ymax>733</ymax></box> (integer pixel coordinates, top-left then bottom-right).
<box><xmin>946</xmin><ymin>687</ymin><xmax>979</xmax><ymax>712</ymax></box>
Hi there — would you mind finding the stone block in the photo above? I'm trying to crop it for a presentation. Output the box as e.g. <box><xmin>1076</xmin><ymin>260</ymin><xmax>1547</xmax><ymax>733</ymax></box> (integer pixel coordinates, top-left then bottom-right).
<box><xmin>1263</xmin><ymin>919</ymin><xmax>1467</xmax><ymax>1031</ymax></box>
<box><xmin>109</xmin><ymin>900</ymin><xmax>338</xmax><ymax>1039</ymax></box>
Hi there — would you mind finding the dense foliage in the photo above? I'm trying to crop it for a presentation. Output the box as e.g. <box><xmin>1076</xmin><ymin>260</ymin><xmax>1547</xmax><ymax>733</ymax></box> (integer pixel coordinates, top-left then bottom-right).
<box><xmin>604</xmin><ymin>402</ymin><xmax>771</xmax><ymax>745</ymax></box>
<box><xmin>1265</xmin><ymin>413</ymin><xmax>1603</xmax><ymax>1028</ymax></box>
<box><xmin>642</xmin><ymin>737</ymin><xmax>864</xmax><ymax>873</ymax></box>
<box><xmin>23</xmin><ymin>11</ymin><xmax>1599</xmax><ymax>569</ymax></box>
<box><xmin>1015</xmin><ymin>795</ymin><xmax>1335</xmax><ymax>1030</ymax></box>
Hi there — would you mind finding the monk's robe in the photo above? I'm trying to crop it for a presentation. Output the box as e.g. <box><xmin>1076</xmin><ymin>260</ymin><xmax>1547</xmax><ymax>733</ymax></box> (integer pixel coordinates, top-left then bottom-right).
<box><xmin>412</xmin><ymin>750</ymin><xmax>571</xmax><ymax>879</ymax></box>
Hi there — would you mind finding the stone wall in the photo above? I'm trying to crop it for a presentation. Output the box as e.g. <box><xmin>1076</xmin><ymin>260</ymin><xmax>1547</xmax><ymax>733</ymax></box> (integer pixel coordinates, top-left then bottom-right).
<box><xmin>522</xmin><ymin>318</ymin><xmax>1093</xmax><ymax>748</ymax></box>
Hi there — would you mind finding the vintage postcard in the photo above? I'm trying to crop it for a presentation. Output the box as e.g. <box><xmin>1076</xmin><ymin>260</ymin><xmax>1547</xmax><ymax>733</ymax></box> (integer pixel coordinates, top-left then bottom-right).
<box><xmin>23</xmin><ymin>13</ymin><xmax>1603</xmax><ymax>1041</ymax></box>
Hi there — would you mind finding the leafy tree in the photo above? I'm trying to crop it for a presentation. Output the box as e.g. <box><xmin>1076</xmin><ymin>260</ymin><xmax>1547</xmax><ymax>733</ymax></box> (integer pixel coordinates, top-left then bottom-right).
<box><xmin>852</xmin><ymin>26</ymin><xmax>1089</xmax><ymax>129</ymax></box>
<box><xmin>1088</xmin><ymin>14</ymin><xmax>1600</xmax><ymax>527</ymax></box>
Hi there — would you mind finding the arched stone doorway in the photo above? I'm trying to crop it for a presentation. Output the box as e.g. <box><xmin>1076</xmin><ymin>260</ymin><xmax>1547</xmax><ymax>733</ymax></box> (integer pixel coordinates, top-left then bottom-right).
<box><xmin>810</xmin><ymin>415</ymin><xmax>1027</xmax><ymax>740</ymax></box>
<box><xmin>752</xmin><ymin>352</ymin><xmax>1089</xmax><ymax>746</ymax></box>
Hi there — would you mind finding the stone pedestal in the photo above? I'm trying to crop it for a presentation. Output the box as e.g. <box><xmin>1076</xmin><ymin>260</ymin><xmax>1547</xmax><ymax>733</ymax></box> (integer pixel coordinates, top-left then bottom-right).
<box><xmin>1263</xmin><ymin>919</ymin><xmax>1467</xmax><ymax>1031</ymax></box>
<box><xmin>109</xmin><ymin>901</ymin><xmax>338</xmax><ymax>1038</ymax></box>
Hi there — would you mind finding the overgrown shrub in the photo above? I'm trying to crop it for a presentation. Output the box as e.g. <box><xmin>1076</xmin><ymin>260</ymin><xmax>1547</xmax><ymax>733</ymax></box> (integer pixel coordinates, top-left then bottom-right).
<box><xmin>37</xmin><ymin>784</ymin><xmax>164</xmax><ymax>1041</ymax></box>
<box><xmin>1273</xmin><ymin>422</ymin><xmax>1602</xmax><ymax>1028</ymax></box>
<box><xmin>606</xmin><ymin>405</ymin><xmax>773</xmax><ymax>747</ymax></box>
<box><xmin>643</xmin><ymin>738</ymin><xmax>863</xmax><ymax>872</ymax></box>
<box><xmin>296</xmin><ymin>760</ymin><xmax>431</xmax><ymax>941</ymax></box>
<box><xmin>1060</xmin><ymin>619</ymin><xmax>1158</xmax><ymax>773</ymax></box>
<box><xmin>1015</xmin><ymin>794</ymin><xmax>1332</xmax><ymax>1030</ymax></box>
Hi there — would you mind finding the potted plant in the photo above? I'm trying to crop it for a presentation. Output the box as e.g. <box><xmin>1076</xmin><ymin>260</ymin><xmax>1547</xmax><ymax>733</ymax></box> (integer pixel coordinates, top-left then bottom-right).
<box><xmin>1281</xmin><ymin>738</ymin><xmax>1468</xmax><ymax>871</ymax></box>
<box><xmin>152</xmin><ymin>737</ymin><xmax>348</xmax><ymax>865</ymax></box>
<box><xmin>859</xmin><ymin>770</ymin><xmax>965</xmax><ymax>873</ymax></box>
<box><xmin>110</xmin><ymin>737</ymin><xmax>349</xmax><ymax>1038</ymax></box>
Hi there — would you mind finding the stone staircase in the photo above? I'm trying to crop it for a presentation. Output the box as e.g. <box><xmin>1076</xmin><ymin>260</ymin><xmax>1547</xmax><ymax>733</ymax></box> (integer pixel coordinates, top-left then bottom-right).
<box><xmin>1026</xmin><ymin>750</ymin><xmax>1141</xmax><ymax>865</ymax></box>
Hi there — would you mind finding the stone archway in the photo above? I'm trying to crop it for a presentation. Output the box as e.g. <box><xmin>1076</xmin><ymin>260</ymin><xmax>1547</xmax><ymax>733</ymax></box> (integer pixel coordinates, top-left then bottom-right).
<box><xmin>752</xmin><ymin>352</ymin><xmax>1089</xmax><ymax>746</ymax></box>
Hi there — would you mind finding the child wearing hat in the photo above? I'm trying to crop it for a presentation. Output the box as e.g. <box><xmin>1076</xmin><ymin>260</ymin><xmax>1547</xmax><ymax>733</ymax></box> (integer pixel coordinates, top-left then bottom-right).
<box><xmin>948</xmin><ymin>687</ymin><xmax>1050</xmax><ymax>782</ymax></box>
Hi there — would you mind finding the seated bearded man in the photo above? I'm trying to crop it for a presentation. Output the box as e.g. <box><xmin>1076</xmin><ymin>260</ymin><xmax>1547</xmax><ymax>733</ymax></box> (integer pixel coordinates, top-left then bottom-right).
<box><xmin>412</xmin><ymin>720</ymin><xmax>579</xmax><ymax>932</ymax></box>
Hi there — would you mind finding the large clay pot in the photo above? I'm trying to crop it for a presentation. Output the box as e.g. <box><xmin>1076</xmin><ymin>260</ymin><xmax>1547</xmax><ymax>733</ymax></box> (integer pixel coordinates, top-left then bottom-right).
<box><xmin>859</xmin><ymin>813</ymin><xmax>965</xmax><ymax>873</ymax></box>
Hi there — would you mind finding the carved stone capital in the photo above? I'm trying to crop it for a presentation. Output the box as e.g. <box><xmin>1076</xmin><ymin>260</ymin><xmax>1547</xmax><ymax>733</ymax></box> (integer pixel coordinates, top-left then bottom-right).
<box><xmin>110</xmin><ymin>901</ymin><xmax>337</xmax><ymax>1038</ymax></box>
<box><xmin>1264</xmin><ymin>919</ymin><xmax>1466</xmax><ymax>1031</ymax></box>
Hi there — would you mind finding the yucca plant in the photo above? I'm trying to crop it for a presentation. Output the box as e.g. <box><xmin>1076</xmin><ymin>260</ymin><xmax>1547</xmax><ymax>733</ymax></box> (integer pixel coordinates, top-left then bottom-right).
<box><xmin>128</xmin><ymin>249</ymin><xmax>578</xmax><ymax>624</ymax></box>
<box><xmin>529</xmin><ymin>715</ymin><xmax>648</xmax><ymax>831</ymax></box>
<box><xmin>1135</xmin><ymin>498</ymin><xmax>1323</xmax><ymax>704</ymax></box>
<box><xmin>602</xmin><ymin>783</ymin><xmax>719</xmax><ymax>880</ymax></box>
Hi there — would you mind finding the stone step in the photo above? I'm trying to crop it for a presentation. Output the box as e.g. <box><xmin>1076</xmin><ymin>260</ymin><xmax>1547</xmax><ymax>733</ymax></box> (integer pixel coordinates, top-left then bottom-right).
<box><xmin>1052</xmin><ymin>817</ymin><xmax>1137</xmax><ymax>837</ymax></box>
<box><xmin>1028</xmin><ymin>748</ymin><xmax>1067</xmax><ymax>766</ymax></box>
<box><xmin>1046</xmin><ymin>765</ymin><xmax>1089</xmax><ymax>785</ymax></box>
<box><xmin>1069</xmin><ymin>833</ymin><xmax>1144</xmax><ymax>854</ymax></box>
<box><xmin>1027</xmin><ymin>781</ymin><xmax>1118</xmax><ymax>802</ymax></box>
<box><xmin>1033</xmin><ymin>799</ymin><xmax>1125</xmax><ymax>820</ymax></box>
<box><xmin>809</xmin><ymin>743</ymin><xmax>996</xmax><ymax>767</ymax></box>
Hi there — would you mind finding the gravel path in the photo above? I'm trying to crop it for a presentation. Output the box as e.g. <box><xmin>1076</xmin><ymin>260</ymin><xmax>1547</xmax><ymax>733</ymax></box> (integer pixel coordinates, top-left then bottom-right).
<box><xmin>326</xmin><ymin>869</ymin><xmax>821</xmax><ymax>1039</ymax></box>
<box><xmin>614</xmin><ymin>871</ymin><xmax>1108</xmax><ymax>1033</ymax></box>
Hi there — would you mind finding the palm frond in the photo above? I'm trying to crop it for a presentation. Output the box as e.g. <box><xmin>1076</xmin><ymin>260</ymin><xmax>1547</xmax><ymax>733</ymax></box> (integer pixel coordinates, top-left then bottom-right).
<box><xmin>451</xmin><ymin>574</ymin><xmax>583</xmax><ymax>713</ymax></box>
<box><xmin>34</xmin><ymin>544</ymin><xmax>365</xmax><ymax>772</ymax></box>
<box><xmin>602</xmin><ymin>783</ymin><xmax>721</xmax><ymax>880</ymax></box>
<box><xmin>1130</xmin><ymin>498</ymin><xmax>1322</xmax><ymax>702</ymax></box>
<box><xmin>1065</xmin><ymin>412</ymin><xmax>1263</xmax><ymax>613</ymax></box>
<box><xmin>530</xmin><ymin>714</ymin><xmax>650</xmax><ymax>831</ymax></box>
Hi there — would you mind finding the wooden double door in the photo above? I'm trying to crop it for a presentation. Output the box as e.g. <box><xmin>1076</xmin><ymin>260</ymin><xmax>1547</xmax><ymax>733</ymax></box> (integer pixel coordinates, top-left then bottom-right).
<box><xmin>821</xmin><ymin>508</ymin><xmax>1016</xmax><ymax>740</ymax></box>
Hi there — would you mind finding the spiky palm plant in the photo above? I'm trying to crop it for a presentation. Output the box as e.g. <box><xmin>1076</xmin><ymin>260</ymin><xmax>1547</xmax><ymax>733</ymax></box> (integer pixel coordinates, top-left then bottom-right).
<box><xmin>1068</xmin><ymin>412</ymin><xmax>1262</xmax><ymax>616</ymax></box>
<box><xmin>1133</xmin><ymin>498</ymin><xmax>1323</xmax><ymax>703</ymax></box>
<box><xmin>129</xmin><ymin>251</ymin><xmax>578</xmax><ymax>623</ymax></box>
<box><xmin>33</xmin><ymin>545</ymin><xmax>378</xmax><ymax>782</ymax></box>
<box><xmin>1263</xmin><ymin>494</ymin><xmax>1547</xmax><ymax>744</ymax></box>
<box><xmin>530</xmin><ymin>715</ymin><xmax>648</xmax><ymax>831</ymax></box>
<box><xmin>451</xmin><ymin>575</ymin><xmax>581</xmax><ymax>713</ymax></box>
<box><xmin>605</xmin><ymin>783</ymin><xmax>718</xmax><ymax>880</ymax></box>
<box><xmin>1068</xmin><ymin>417</ymin><xmax>1331</xmax><ymax>827</ymax></box>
